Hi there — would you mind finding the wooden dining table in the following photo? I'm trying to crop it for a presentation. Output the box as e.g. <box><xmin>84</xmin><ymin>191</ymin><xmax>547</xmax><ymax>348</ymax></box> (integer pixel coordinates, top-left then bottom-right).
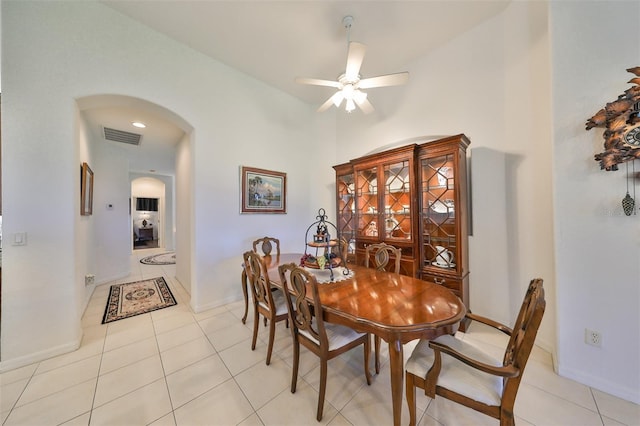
<box><xmin>254</xmin><ymin>253</ymin><xmax>466</xmax><ymax>426</ymax></box>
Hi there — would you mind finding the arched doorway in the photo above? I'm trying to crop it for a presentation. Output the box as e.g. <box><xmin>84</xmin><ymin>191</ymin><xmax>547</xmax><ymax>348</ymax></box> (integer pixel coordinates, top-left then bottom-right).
<box><xmin>76</xmin><ymin>94</ymin><xmax>192</xmax><ymax>292</ymax></box>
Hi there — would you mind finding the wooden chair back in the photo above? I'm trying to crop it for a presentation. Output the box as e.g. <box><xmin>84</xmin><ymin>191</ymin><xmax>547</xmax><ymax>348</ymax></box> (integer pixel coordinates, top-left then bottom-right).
<box><xmin>243</xmin><ymin>251</ymin><xmax>275</xmax><ymax>313</ymax></box>
<box><xmin>329</xmin><ymin>237</ymin><xmax>349</xmax><ymax>263</ymax></box>
<box><xmin>365</xmin><ymin>242</ymin><xmax>401</xmax><ymax>273</ymax></box>
<box><xmin>252</xmin><ymin>236</ymin><xmax>281</xmax><ymax>257</ymax></box>
<box><xmin>278</xmin><ymin>262</ymin><xmax>327</xmax><ymax>348</ymax></box>
<box><xmin>501</xmin><ymin>278</ymin><xmax>546</xmax><ymax>400</ymax></box>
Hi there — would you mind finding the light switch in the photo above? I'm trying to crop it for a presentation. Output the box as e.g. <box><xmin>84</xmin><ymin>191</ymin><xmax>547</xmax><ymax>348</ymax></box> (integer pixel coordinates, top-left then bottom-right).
<box><xmin>13</xmin><ymin>232</ymin><xmax>27</xmax><ymax>246</ymax></box>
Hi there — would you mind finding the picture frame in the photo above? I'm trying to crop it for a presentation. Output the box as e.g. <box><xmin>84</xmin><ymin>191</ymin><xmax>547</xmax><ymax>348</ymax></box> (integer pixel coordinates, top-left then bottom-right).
<box><xmin>81</xmin><ymin>162</ymin><xmax>94</xmax><ymax>216</ymax></box>
<box><xmin>241</xmin><ymin>166</ymin><xmax>286</xmax><ymax>214</ymax></box>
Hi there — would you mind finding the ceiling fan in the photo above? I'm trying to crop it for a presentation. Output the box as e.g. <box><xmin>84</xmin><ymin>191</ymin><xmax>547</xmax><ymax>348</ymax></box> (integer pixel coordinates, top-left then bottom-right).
<box><xmin>296</xmin><ymin>16</ymin><xmax>409</xmax><ymax>114</ymax></box>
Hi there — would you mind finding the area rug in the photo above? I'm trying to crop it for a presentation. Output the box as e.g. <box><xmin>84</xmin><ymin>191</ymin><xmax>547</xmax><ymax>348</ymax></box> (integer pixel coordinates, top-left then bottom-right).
<box><xmin>102</xmin><ymin>277</ymin><xmax>177</xmax><ymax>324</ymax></box>
<box><xmin>140</xmin><ymin>252</ymin><xmax>176</xmax><ymax>265</ymax></box>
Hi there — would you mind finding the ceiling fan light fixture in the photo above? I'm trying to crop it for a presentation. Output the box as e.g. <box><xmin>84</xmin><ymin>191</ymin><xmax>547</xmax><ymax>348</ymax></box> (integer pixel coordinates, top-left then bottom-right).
<box><xmin>353</xmin><ymin>89</ymin><xmax>367</xmax><ymax>103</ymax></box>
<box><xmin>296</xmin><ymin>15</ymin><xmax>408</xmax><ymax>114</ymax></box>
<box><xmin>331</xmin><ymin>91</ymin><xmax>345</xmax><ymax>107</ymax></box>
<box><xmin>342</xmin><ymin>83</ymin><xmax>355</xmax><ymax>100</ymax></box>
<box><xmin>345</xmin><ymin>98</ymin><xmax>356</xmax><ymax>113</ymax></box>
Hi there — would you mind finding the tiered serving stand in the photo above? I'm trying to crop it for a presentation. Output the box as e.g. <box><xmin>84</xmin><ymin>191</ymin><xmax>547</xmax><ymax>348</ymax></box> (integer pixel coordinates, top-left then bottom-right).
<box><xmin>302</xmin><ymin>208</ymin><xmax>350</xmax><ymax>282</ymax></box>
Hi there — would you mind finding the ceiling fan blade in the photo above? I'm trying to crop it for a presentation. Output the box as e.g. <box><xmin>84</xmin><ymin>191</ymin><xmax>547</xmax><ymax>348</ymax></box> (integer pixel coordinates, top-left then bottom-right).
<box><xmin>317</xmin><ymin>95</ymin><xmax>336</xmax><ymax>112</ymax></box>
<box><xmin>295</xmin><ymin>77</ymin><xmax>341</xmax><ymax>88</ymax></box>
<box><xmin>345</xmin><ymin>42</ymin><xmax>366</xmax><ymax>81</ymax></box>
<box><xmin>356</xmin><ymin>96</ymin><xmax>375</xmax><ymax>114</ymax></box>
<box><xmin>359</xmin><ymin>72</ymin><xmax>409</xmax><ymax>89</ymax></box>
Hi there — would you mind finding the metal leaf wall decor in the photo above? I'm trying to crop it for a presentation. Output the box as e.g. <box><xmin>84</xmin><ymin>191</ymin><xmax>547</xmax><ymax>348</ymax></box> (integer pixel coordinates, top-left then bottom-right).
<box><xmin>586</xmin><ymin>67</ymin><xmax>640</xmax><ymax>171</ymax></box>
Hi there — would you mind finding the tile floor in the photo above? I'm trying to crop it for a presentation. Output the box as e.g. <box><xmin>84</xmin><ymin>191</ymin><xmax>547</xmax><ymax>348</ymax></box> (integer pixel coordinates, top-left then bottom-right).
<box><xmin>1</xmin><ymin>248</ymin><xmax>638</xmax><ymax>425</ymax></box>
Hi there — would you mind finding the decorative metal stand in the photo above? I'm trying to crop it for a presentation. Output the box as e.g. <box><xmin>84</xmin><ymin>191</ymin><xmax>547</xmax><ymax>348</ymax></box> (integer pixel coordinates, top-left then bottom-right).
<box><xmin>303</xmin><ymin>208</ymin><xmax>350</xmax><ymax>282</ymax></box>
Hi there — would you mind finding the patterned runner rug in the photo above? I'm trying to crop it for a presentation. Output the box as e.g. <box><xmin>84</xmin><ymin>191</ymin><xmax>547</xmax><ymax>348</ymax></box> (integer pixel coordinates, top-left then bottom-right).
<box><xmin>102</xmin><ymin>277</ymin><xmax>177</xmax><ymax>324</ymax></box>
<box><xmin>140</xmin><ymin>252</ymin><xmax>176</xmax><ymax>265</ymax></box>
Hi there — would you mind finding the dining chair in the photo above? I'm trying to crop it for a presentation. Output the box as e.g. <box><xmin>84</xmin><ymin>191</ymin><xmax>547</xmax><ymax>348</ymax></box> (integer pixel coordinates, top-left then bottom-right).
<box><xmin>365</xmin><ymin>242</ymin><xmax>402</xmax><ymax>273</ymax></box>
<box><xmin>241</xmin><ymin>236</ymin><xmax>281</xmax><ymax>324</ymax></box>
<box><xmin>278</xmin><ymin>262</ymin><xmax>372</xmax><ymax>421</ymax></box>
<box><xmin>405</xmin><ymin>278</ymin><xmax>546</xmax><ymax>426</ymax></box>
<box><xmin>328</xmin><ymin>236</ymin><xmax>349</xmax><ymax>263</ymax></box>
<box><xmin>242</xmin><ymin>250</ymin><xmax>289</xmax><ymax>365</ymax></box>
<box><xmin>365</xmin><ymin>242</ymin><xmax>402</xmax><ymax>373</ymax></box>
<box><xmin>252</xmin><ymin>236</ymin><xmax>281</xmax><ymax>257</ymax></box>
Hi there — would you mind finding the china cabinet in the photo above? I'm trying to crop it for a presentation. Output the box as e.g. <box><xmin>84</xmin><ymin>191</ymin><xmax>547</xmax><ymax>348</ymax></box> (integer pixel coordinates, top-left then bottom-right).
<box><xmin>334</xmin><ymin>134</ymin><xmax>470</xmax><ymax>327</ymax></box>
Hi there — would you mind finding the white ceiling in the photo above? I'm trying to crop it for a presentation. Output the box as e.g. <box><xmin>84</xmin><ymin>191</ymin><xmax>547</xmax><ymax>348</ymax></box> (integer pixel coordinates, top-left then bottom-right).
<box><xmin>102</xmin><ymin>0</ymin><xmax>510</xmax><ymax>105</ymax></box>
<box><xmin>82</xmin><ymin>1</ymin><xmax>510</xmax><ymax>174</ymax></box>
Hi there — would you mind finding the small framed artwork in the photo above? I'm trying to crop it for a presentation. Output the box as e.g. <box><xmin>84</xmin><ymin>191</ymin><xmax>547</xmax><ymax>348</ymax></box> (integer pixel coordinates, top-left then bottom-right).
<box><xmin>241</xmin><ymin>166</ymin><xmax>286</xmax><ymax>214</ymax></box>
<box><xmin>81</xmin><ymin>162</ymin><xmax>94</xmax><ymax>216</ymax></box>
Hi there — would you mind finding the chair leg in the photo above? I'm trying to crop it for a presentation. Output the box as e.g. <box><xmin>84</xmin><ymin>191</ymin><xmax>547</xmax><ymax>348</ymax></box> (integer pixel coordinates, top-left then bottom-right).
<box><xmin>241</xmin><ymin>270</ymin><xmax>248</xmax><ymax>324</ymax></box>
<box><xmin>406</xmin><ymin>372</ymin><xmax>417</xmax><ymax>426</ymax></box>
<box><xmin>251</xmin><ymin>307</ymin><xmax>259</xmax><ymax>351</ymax></box>
<box><xmin>266</xmin><ymin>317</ymin><xmax>276</xmax><ymax>365</ymax></box>
<box><xmin>291</xmin><ymin>340</ymin><xmax>300</xmax><ymax>393</ymax></box>
<box><xmin>317</xmin><ymin>359</ymin><xmax>328</xmax><ymax>421</ymax></box>
<box><xmin>375</xmin><ymin>335</ymin><xmax>381</xmax><ymax>374</ymax></box>
<box><xmin>499</xmin><ymin>409</ymin><xmax>515</xmax><ymax>426</ymax></box>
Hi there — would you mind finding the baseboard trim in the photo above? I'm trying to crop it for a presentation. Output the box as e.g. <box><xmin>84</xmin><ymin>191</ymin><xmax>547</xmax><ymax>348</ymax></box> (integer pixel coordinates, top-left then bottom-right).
<box><xmin>0</xmin><ymin>338</ymin><xmax>81</xmax><ymax>373</ymax></box>
<box><xmin>558</xmin><ymin>364</ymin><xmax>640</xmax><ymax>404</ymax></box>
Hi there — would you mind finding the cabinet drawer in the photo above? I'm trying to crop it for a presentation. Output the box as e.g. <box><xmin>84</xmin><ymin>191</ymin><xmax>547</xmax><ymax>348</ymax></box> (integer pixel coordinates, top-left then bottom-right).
<box><xmin>421</xmin><ymin>272</ymin><xmax>462</xmax><ymax>293</ymax></box>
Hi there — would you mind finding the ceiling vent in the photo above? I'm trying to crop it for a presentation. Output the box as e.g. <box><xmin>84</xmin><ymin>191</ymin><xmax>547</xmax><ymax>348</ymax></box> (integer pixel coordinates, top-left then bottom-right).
<box><xmin>103</xmin><ymin>127</ymin><xmax>142</xmax><ymax>145</ymax></box>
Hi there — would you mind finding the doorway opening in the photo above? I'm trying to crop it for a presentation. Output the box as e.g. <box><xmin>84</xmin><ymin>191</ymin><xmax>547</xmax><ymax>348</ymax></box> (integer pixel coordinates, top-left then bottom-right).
<box><xmin>133</xmin><ymin>197</ymin><xmax>160</xmax><ymax>249</ymax></box>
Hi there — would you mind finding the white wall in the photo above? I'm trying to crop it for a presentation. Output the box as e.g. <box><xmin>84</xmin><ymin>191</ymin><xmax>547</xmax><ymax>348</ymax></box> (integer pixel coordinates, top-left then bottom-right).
<box><xmin>550</xmin><ymin>1</ymin><xmax>640</xmax><ymax>403</ymax></box>
<box><xmin>334</xmin><ymin>1</ymin><xmax>556</xmax><ymax>352</ymax></box>
<box><xmin>1</xmin><ymin>1</ymin><xmax>316</xmax><ymax>367</ymax></box>
<box><xmin>92</xmin><ymin>125</ymin><xmax>133</xmax><ymax>286</ymax></box>
<box><xmin>175</xmin><ymin>133</ymin><xmax>192</xmax><ymax>296</ymax></box>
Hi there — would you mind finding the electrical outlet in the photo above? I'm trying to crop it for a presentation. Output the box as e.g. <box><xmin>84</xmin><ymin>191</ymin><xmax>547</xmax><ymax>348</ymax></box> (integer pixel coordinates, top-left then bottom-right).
<box><xmin>85</xmin><ymin>274</ymin><xmax>95</xmax><ymax>286</ymax></box>
<box><xmin>585</xmin><ymin>328</ymin><xmax>602</xmax><ymax>347</ymax></box>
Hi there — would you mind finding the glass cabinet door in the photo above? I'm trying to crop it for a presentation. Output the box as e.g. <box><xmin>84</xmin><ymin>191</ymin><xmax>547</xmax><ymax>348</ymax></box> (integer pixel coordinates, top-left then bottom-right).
<box><xmin>383</xmin><ymin>160</ymin><xmax>411</xmax><ymax>241</ymax></box>
<box><xmin>336</xmin><ymin>171</ymin><xmax>356</xmax><ymax>259</ymax></box>
<box><xmin>420</xmin><ymin>154</ymin><xmax>457</xmax><ymax>270</ymax></box>
<box><xmin>355</xmin><ymin>166</ymin><xmax>378</xmax><ymax>238</ymax></box>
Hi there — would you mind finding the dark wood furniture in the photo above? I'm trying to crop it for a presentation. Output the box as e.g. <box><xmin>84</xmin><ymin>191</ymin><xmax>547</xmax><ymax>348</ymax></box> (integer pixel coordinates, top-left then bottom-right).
<box><xmin>265</xmin><ymin>253</ymin><xmax>466</xmax><ymax>426</ymax></box>
<box><xmin>278</xmin><ymin>263</ymin><xmax>372</xmax><ymax>421</ymax></box>
<box><xmin>242</xmin><ymin>251</ymin><xmax>289</xmax><ymax>365</ymax></box>
<box><xmin>334</xmin><ymin>134</ymin><xmax>471</xmax><ymax>329</ymax></box>
<box><xmin>365</xmin><ymin>242</ymin><xmax>402</xmax><ymax>273</ymax></box>
<box><xmin>405</xmin><ymin>278</ymin><xmax>546</xmax><ymax>426</ymax></box>
<box><xmin>138</xmin><ymin>227</ymin><xmax>153</xmax><ymax>241</ymax></box>
<box><xmin>252</xmin><ymin>236</ymin><xmax>281</xmax><ymax>257</ymax></box>
<box><xmin>241</xmin><ymin>236</ymin><xmax>281</xmax><ymax>324</ymax></box>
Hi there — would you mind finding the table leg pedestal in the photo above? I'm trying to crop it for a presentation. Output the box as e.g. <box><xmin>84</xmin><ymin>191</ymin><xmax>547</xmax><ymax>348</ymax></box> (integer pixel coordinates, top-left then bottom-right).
<box><xmin>388</xmin><ymin>339</ymin><xmax>404</xmax><ymax>426</ymax></box>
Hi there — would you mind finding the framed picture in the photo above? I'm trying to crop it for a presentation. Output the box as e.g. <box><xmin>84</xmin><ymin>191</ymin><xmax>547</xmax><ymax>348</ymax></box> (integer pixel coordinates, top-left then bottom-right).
<box><xmin>241</xmin><ymin>166</ymin><xmax>286</xmax><ymax>214</ymax></box>
<box><xmin>81</xmin><ymin>162</ymin><xmax>94</xmax><ymax>216</ymax></box>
